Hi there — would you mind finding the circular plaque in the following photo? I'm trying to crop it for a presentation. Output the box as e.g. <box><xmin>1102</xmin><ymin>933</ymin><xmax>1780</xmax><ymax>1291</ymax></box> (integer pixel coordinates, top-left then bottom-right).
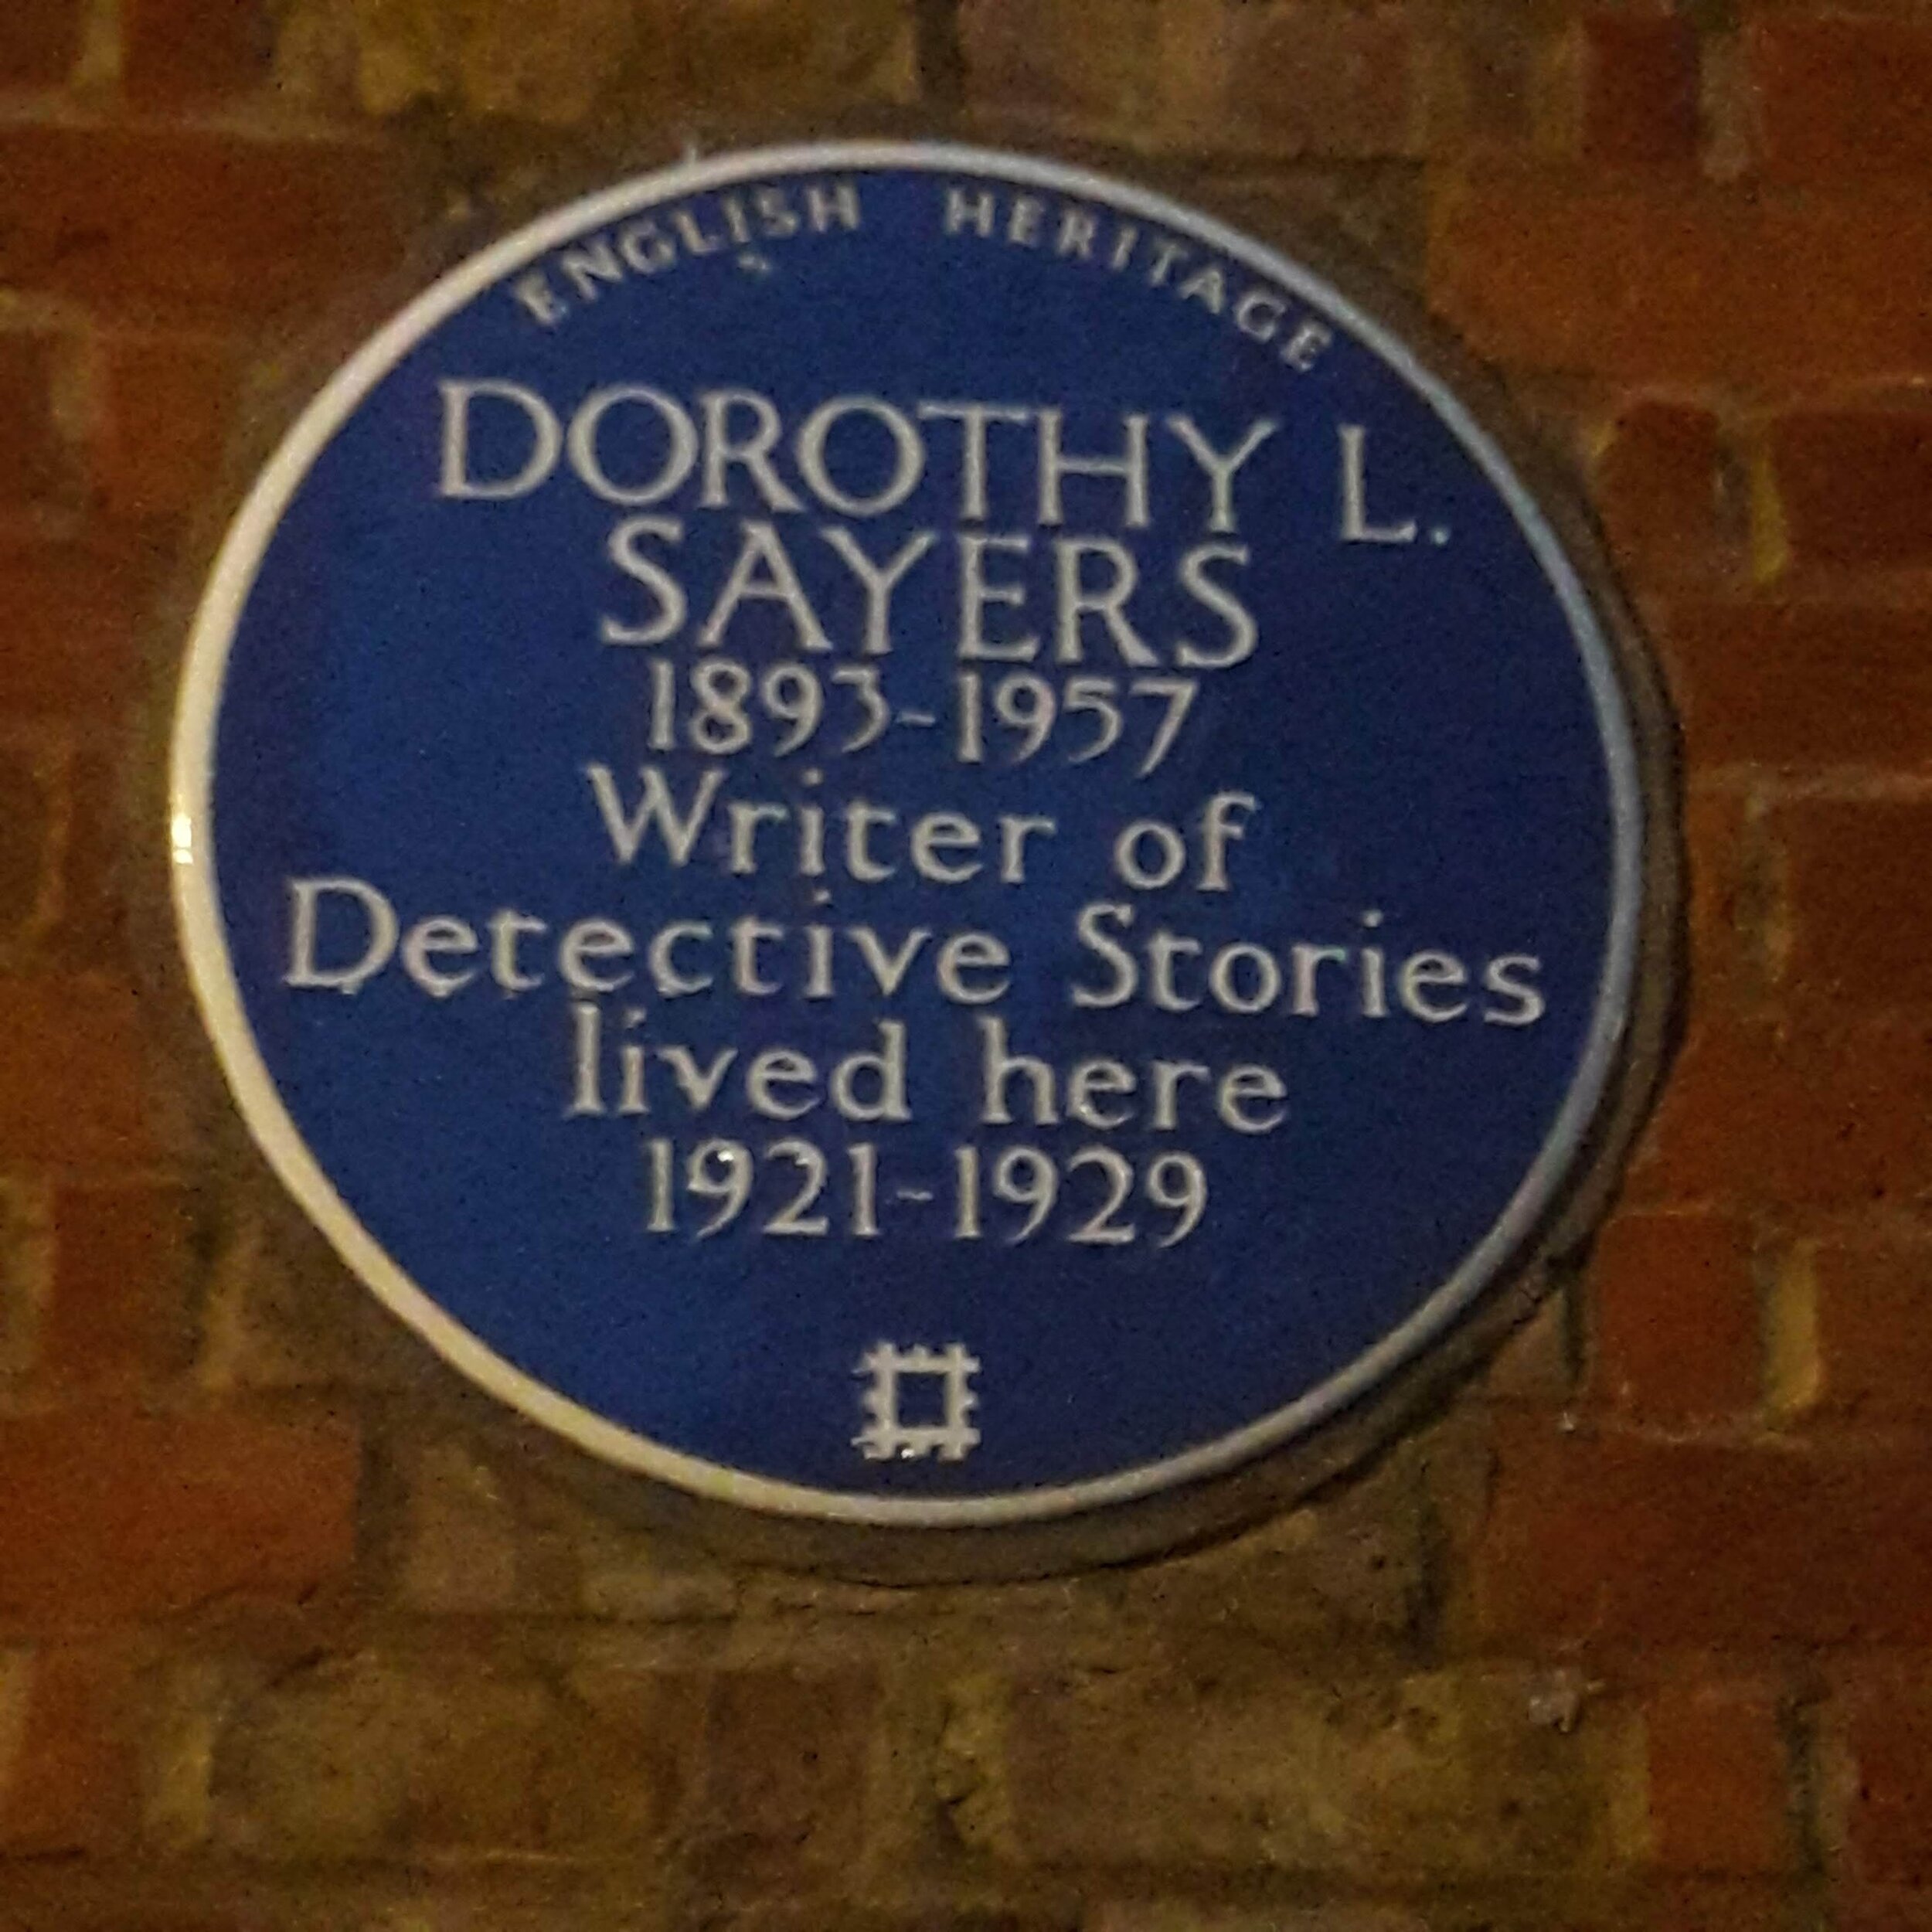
<box><xmin>172</xmin><ymin>143</ymin><xmax>1654</xmax><ymax>1533</ymax></box>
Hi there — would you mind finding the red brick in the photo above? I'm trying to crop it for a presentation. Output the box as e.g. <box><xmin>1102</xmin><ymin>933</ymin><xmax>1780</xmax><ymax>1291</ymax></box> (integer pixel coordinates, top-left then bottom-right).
<box><xmin>1838</xmin><ymin>1889</ymin><xmax>1932</xmax><ymax>1932</ymax></box>
<box><xmin>959</xmin><ymin>0</ymin><xmax>1158</xmax><ymax>136</ymax></box>
<box><xmin>1578</xmin><ymin>16</ymin><xmax>1702</xmax><ymax>171</ymax></box>
<box><xmin>0</xmin><ymin>977</ymin><xmax>183</xmax><ymax>1168</ymax></box>
<box><xmin>1090</xmin><ymin>1911</ymin><xmax>1430</xmax><ymax>1932</ymax></box>
<box><xmin>0</xmin><ymin>1645</ymin><xmax>139</xmax><ymax>1853</ymax></box>
<box><xmin>0</xmin><ymin>1409</ymin><xmax>359</xmax><ymax>1631</ymax></box>
<box><xmin>0</xmin><ymin>124</ymin><xmax>410</xmax><ymax>324</ymax></box>
<box><xmin>1592</xmin><ymin>401</ymin><xmax>1727</xmax><ymax>584</ymax></box>
<box><xmin>1751</xmin><ymin>19</ymin><xmax>1932</xmax><ymax>183</ymax></box>
<box><xmin>39</xmin><ymin>1183</ymin><xmax>198</xmax><ymax>1393</ymax></box>
<box><xmin>1429</xmin><ymin>175</ymin><xmax>1932</xmax><ymax>383</ymax></box>
<box><xmin>0</xmin><ymin>0</ymin><xmax>83</xmax><ymax>87</ymax></box>
<box><xmin>0</xmin><ymin>332</ymin><xmax>70</xmax><ymax>512</ymax></box>
<box><xmin>1811</xmin><ymin>1237</ymin><xmax>1932</xmax><ymax>1420</ymax></box>
<box><xmin>1631</xmin><ymin>1020</ymin><xmax>1932</xmax><ymax>1210</ymax></box>
<box><xmin>1770</xmin><ymin>410</ymin><xmax>1932</xmax><ymax>573</ymax></box>
<box><xmin>1165</xmin><ymin>5</ymin><xmax>1417</xmax><ymax>159</ymax></box>
<box><xmin>1839</xmin><ymin>1672</ymin><xmax>1932</xmax><ymax>1883</ymax></box>
<box><xmin>1643</xmin><ymin>1679</ymin><xmax>1794</xmax><ymax>1875</ymax></box>
<box><xmin>0</xmin><ymin>537</ymin><xmax>155</xmax><ymax>717</ymax></box>
<box><xmin>1684</xmin><ymin>791</ymin><xmax>1756</xmax><ymax>1005</ymax></box>
<box><xmin>1479</xmin><ymin>1419</ymin><xmax>1932</xmax><ymax>1646</ymax></box>
<box><xmin>94</xmin><ymin>336</ymin><xmax>236</xmax><ymax>522</ymax></box>
<box><xmin>123</xmin><ymin>0</ymin><xmax>270</xmax><ymax>106</ymax></box>
<box><xmin>0</xmin><ymin>743</ymin><xmax>53</xmax><ymax>943</ymax></box>
<box><xmin>51</xmin><ymin>745</ymin><xmax>131</xmax><ymax>970</ymax></box>
<box><xmin>1657</xmin><ymin>602</ymin><xmax>1932</xmax><ymax>772</ymax></box>
<box><xmin>1440</xmin><ymin>4</ymin><xmax>1542</xmax><ymax>149</ymax></box>
<box><xmin>1589</xmin><ymin>1209</ymin><xmax>1760</xmax><ymax>1417</ymax></box>
<box><xmin>1625</xmin><ymin>1882</ymin><xmax>1813</xmax><ymax>1932</ymax></box>
<box><xmin>695</xmin><ymin>1666</ymin><xmax>874</xmax><ymax>1876</ymax></box>
<box><xmin>1777</xmin><ymin>799</ymin><xmax>1932</xmax><ymax>1008</ymax></box>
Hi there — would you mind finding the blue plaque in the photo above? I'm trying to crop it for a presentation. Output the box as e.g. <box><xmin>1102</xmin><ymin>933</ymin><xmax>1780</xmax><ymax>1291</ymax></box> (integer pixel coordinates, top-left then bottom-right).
<box><xmin>171</xmin><ymin>144</ymin><xmax>1650</xmax><ymax>1531</ymax></box>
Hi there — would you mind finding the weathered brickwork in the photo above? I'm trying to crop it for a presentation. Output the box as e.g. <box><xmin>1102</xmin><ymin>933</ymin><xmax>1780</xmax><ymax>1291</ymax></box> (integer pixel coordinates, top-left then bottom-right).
<box><xmin>0</xmin><ymin>2</ymin><xmax>1928</xmax><ymax>1927</ymax></box>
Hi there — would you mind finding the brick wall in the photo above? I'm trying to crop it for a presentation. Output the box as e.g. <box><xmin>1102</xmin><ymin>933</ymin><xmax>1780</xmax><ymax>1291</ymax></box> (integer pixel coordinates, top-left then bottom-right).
<box><xmin>0</xmin><ymin>0</ymin><xmax>1928</xmax><ymax>1927</ymax></box>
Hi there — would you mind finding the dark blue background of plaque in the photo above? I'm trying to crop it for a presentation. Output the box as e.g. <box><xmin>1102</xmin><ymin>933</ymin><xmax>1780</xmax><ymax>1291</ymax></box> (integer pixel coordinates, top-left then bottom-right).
<box><xmin>207</xmin><ymin>158</ymin><xmax>1621</xmax><ymax>1502</ymax></box>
